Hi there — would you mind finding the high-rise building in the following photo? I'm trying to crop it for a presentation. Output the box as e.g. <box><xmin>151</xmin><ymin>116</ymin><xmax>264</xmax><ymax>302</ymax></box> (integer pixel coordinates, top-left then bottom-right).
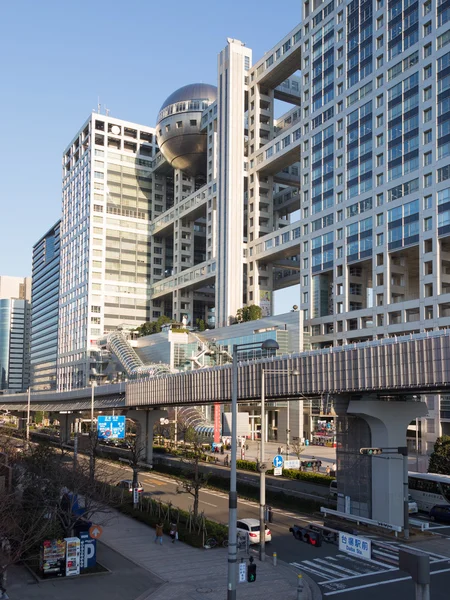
<box><xmin>31</xmin><ymin>221</ymin><xmax>61</xmax><ymax>391</ymax></box>
<box><xmin>56</xmin><ymin>2</ymin><xmax>450</xmax><ymax>448</ymax></box>
<box><xmin>57</xmin><ymin>116</ymin><xmax>159</xmax><ymax>390</ymax></box>
<box><xmin>0</xmin><ymin>276</ymin><xmax>31</xmax><ymax>392</ymax></box>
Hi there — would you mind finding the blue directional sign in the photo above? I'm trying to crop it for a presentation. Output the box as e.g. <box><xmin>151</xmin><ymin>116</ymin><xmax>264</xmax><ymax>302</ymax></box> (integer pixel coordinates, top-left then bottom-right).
<box><xmin>97</xmin><ymin>415</ymin><xmax>126</xmax><ymax>439</ymax></box>
<box><xmin>273</xmin><ymin>454</ymin><xmax>284</xmax><ymax>468</ymax></box>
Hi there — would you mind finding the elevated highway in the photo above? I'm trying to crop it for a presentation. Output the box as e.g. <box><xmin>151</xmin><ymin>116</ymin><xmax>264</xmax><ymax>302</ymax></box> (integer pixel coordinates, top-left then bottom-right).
<box><xmin>1</xmin><ymin>329</ymin><xmax>450</xmax><ymax>412</ymax></box>
<box><xmin>2</xmin><ymin>330</ymin><xmax>448</xmax><ymax>532</ymax></box>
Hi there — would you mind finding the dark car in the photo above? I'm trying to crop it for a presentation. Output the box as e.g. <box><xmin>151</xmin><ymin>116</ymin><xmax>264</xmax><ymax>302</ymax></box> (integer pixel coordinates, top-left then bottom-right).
<box><xmin>430</xmin><ymin>505</ymin><xmax>450</xmax><ymax>523</ymax></box>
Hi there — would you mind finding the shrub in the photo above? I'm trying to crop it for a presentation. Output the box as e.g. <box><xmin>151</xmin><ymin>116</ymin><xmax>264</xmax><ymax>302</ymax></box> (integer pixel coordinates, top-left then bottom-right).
<box><xmin>236</xmin><ymin>459</ymin><xmax>258</xmax><ymax>472</ymax></box>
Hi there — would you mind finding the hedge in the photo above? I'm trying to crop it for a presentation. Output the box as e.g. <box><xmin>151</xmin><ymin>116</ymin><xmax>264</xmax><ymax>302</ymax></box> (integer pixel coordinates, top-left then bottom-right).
<box><xmin>235</xmin><ymin>458</ymin><xmax>333</xmax><ymax>485</ymax></box>
<box><xmin>117</xmin><ymin>496</ymin><xmax>228</xmax><ymax>547</ymax></box>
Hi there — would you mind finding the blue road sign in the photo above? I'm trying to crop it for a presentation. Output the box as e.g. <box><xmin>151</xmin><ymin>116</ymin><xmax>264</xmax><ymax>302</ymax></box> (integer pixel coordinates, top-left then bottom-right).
<box><xmin>97</xmin><ymin>415</ymin><xmax>126</xmax><ymax>439</ymax></box>
<box><xmin>273</xmin><ymin>455</ymin><xmax>284</xmax><ymax>468</ymax></box>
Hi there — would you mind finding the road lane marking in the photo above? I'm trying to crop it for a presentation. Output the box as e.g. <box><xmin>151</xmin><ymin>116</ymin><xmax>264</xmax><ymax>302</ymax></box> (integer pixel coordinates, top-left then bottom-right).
<box><xmin>323</xmin><ymin>566</ymin><xmax>450</xmax><ymax>595</ymax></box>
<box><xmin>200</xmin><ymin>500</ymin><xmax>218</xmax><ymax>507</ymax></box>
<box><xmin>315</xmin><ymin>558</ymin><xmax>360</xmax><ymax>577</ymax></box>
<box><xmin>290</xmin><ymin>562</ymin><xmax>334</xmax><ymax>580</ymax></box>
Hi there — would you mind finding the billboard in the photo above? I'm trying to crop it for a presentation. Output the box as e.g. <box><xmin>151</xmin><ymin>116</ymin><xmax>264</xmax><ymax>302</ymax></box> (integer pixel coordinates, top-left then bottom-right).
<box><xmin>97</xmin><ymin>415</ymin><xmax>126</xmax><ymax>439</ymax></box>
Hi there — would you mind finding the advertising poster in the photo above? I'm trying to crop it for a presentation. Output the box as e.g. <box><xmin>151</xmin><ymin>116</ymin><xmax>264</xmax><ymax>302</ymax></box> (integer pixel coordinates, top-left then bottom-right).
<box><xmin>214</xmin><ymin>403</ymin><xmax>221</xmax><ymax>444</ymax></box>
<box><xmin>260</xmin><ymin>290</ymin><xmax>272</xmax><ymax>317</ymax></box>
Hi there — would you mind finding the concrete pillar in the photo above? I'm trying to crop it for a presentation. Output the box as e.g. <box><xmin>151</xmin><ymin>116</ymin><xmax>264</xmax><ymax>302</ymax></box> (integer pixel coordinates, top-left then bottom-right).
<box><xmin>346</xmin><ymin>398</ymin><xmax>428</xmax><ymax>528</ymax></box>
<box><xmin>126</xmin><ymin>409</ymin><xmax>168</xmax><ymax>465</ymax></box>
<box><xmin>56</xmin><ymin>413</ymin><xmax>76</xmax><ymax>444</ymax></box>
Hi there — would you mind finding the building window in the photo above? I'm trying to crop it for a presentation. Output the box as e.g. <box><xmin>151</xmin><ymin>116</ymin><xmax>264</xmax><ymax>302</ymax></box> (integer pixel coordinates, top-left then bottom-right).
<box><xmin>424</xmin><ymin>130</ymin><xmax>432</xmax><ymax>144</ymax></box>
<box><xmin>423</xmin><ymin>108</ymin><xmax>432</xmax><ymax>122</ymax></box>
<box><xmin>424</xmin><ymin>217</ymin><xmax>432</xmax><ymax>231</ymax></box>
<box><xmin>423</xmin><ymin>86</ymin><xmax>432</xmax><ymax>101</ymax></box>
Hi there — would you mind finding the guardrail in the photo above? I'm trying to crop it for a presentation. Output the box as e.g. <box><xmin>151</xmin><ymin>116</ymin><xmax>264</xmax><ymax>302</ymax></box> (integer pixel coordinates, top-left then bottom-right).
<box><xmin>320</xmin><ymin>507</ymin><xmax>403</xmax><ymax>534</ymax></box>
<box><xmin>409</xmin><ymin>518</ymin><xmax>430</xmax><ymax>531</ymax></box>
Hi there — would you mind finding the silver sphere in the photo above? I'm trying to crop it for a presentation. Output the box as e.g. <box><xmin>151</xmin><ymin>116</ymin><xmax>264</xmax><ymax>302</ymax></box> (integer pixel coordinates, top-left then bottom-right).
<box><xmin>156</xmin><ymin>83</ymin><xmax>217</xmax><ymax>177</ymax></box>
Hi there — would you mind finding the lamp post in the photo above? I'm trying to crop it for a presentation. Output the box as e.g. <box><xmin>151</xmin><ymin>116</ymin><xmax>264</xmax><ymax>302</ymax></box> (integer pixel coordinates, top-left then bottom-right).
<box><xmin>90</xmin><ymin>380</ymin><xmax>96</xmax><ymax>432</ymax></box>
<box><xmin>259</xmin><ymin>368</ymin><xmax>299</xmax><ymax>562</ymax></box>
<box><xmin>26</xmin><ymin>387</ymin><xmax>31</xmax><ymax>447</ymax></box>
<box><xmin>227</xmin><ymin>338</ymin><xmax>279</xmax><ymax>600</ymax></box>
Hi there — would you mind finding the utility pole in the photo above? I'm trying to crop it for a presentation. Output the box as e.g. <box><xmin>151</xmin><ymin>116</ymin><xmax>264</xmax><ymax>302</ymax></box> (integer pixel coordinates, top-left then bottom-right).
<box><xmin>26</xmin><ymin>387</ymin><xmax>31</xmax><ymax>447</ymax></box>
<box><xmin>259</xmin><ymin>369</ymin><xmax>267</xmax><ymax>562</ymax></box>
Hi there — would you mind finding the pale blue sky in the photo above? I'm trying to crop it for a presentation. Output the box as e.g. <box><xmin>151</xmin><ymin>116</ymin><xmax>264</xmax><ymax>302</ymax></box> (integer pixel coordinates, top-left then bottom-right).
<box><xmin>0</xmin><ymin>0</ymin><xmax>300</xmax><ymax>313</ymax></box>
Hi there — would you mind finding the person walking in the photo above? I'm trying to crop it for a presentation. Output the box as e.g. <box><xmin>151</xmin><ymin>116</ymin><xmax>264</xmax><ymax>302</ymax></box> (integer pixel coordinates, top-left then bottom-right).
<box><xmin>154</xmin><ymin>522</ymin><xmax>163</xmax><ymax>545</ymax></box>
<box><xmin>169</xmin><ymin>522</ymin><xmax>178</xmax><ymax>543</ymax></box>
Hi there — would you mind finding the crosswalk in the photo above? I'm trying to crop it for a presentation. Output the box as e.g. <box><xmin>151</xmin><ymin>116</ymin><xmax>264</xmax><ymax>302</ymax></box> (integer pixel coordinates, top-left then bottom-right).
<box><xmin>290</xmin><ymin>541</ymin><xmax>448</xmax><ymax>586</ymax></box>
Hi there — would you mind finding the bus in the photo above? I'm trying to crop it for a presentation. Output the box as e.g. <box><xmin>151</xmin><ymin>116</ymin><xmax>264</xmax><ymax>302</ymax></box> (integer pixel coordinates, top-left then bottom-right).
<box><xmin>408</xmin><ymin>472</ymin><xmax>450</xmax><ymax>513</ymax></box>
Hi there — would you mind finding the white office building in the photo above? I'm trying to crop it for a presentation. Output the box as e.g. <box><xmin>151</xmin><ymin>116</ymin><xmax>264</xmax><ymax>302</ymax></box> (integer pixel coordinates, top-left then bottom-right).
<box><xmin>56</xmin><ymin>1</ymin><xmax>450</xmax><ymax>452</ymax></box>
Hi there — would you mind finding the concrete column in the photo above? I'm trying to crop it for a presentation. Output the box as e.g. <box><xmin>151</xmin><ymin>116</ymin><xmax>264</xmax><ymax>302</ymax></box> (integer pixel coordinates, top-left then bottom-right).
<box><xmin>347</xmin><ymin>398</ymin><xmax>428</xmax><ymax>528</ymax></box>
<box><xmin>126</xmin><ymin>409</ymin><xmax>168</xmax><ymax>465</ymax></box>
<box><xmin>57</xmin><ymin>413</ymin><xmax>76</xmax><ymax>444</ymax></box>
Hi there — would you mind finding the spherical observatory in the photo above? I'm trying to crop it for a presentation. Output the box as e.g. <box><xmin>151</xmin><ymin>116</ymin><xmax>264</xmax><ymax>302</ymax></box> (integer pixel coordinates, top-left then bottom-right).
<box><xmin>156</xmin><ymin>83</ymin><xmax>217</xmax><ymax>178</ymax></box>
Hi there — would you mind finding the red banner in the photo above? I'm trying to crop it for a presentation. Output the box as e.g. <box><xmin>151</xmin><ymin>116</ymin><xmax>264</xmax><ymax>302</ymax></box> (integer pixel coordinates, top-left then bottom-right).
<box><xmin>214</xmin><ymin>403</ymin><xmax>221</xmax><ymax>444</ymax></box>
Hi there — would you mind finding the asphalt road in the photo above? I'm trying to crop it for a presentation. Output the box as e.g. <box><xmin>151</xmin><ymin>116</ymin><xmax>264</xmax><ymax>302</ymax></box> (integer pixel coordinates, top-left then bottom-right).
<box><xmin>106</xmin><ymin>459</ymin><xmax>450</xmax><ymax>600</ymax></box>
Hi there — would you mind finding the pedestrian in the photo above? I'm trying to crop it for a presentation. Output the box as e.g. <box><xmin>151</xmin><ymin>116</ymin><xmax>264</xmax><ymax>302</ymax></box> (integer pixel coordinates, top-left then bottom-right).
<box><xmin>154</xmin><ymin>522</ymin><xmax>163</xmax><ymax>545</ymax></box>
<box><xmin>326</xmin><ymin>465</ymin><xmax>331</xmax><ymax>476</ymax></box>
<box><xmin>169</xmin><ymin>522</ymin><xmax>178</xmax><ymax>543</ymax></box>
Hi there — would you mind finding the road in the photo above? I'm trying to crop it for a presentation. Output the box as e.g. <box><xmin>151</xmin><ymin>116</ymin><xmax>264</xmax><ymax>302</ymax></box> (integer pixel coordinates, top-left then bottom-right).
<box><xmin>105</xmin><ymin>459</ymin><xmax>450</xmax><ymax>600</ymax></box>
<box><xmin>5</xmin><ymin>430</ymin><xmax>450</xmax><ymax>598</ymax></box>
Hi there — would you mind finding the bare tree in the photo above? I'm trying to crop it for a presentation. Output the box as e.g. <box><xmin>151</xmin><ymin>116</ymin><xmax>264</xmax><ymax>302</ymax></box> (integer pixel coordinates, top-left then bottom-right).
<box><xmin>124</xmin><ymin>434</ymin><xmax>147</xmax><ymax>506</ymax></box>
<box><xmin>291</xmin><ymin>437</ymin><xmax>305</xmax><ymax>461</ymax></box>
<box><xmin>17</xmin><ymin>441</ymin><xmax>115</xmax><ymax>538</ymax></box>
<box><xmin>0</xmin><ymin>488</ymin><xmax>53</xmax><ymax>597</ymax></box>
<box><xmin>176</xmin><ymin>431</ymin><xmax>209</xmax><ymax>518</ymax></box>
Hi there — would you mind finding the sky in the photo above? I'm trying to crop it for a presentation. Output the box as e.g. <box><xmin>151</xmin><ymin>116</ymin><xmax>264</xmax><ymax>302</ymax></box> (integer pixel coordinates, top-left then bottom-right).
<box><xmin>0</xmin><ymin>0</ymin><xmax>300</xmax><ymax>314</ymax></box>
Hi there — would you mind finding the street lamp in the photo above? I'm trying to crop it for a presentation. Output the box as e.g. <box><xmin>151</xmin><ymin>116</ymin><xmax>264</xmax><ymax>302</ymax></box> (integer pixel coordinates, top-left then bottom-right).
<box><xmin>90</xmin><ymin>380</ymin><xmax>97</xmax><ymax>432</ymax></box>
<box><xmin>227</xmin><ymin>338</ymin><xmax>279</xmax><ymax>600</ymax></box>
<box><xmin>259</xmin><ymin>367</ymin><xmax>299</xmax><ymax>562</ymax></box>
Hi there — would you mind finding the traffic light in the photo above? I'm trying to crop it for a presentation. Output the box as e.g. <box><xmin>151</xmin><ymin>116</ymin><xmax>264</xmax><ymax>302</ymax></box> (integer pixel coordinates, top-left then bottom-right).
<box><xmin>247</xmin><ymin>560</ymin><xmax>257</xmax><ymax>582</ymax></box>
<box><xmin>359</xmin><ymin>448</ymin><xmax>383</xmax><ymax>455</ymax></box>
<box><xmin>289</xmin><ymin>525</ymin><xmax>322</xmax><ymax>547</ymax></box>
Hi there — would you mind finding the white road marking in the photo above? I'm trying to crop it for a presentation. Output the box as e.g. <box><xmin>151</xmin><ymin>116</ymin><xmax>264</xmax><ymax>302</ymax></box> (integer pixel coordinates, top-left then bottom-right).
<box><xmin>302</xmin><ymin>559</ymin><xmax>348</xmax><ymax>578</ymax></box>
<box><xmin>323</xmin><ymin>566</ymin><xmax>450</xmax><ymax>596</ymax></box>
<box><xmin>200</xmin><ymin>500</ymin><xmax>218</xmax><ymax>507</ymax></box>
<box><xmin>338</xmin><ymin>553</ymin><xmax>395</xmax><ymax>569</ymax></box>
<box><xmin>290</xmin><ymin>562</ymin><xmax>334</xmax><ymax>580</ymax></box>
<box><xmin>396</xmin><ymin>542</ymin><xmax>450</xmax><ymax>561</ymax></box>
<box><xmin>315</xmin><ymin>558</ymin><xmax>360</xmax><ymax>576</ymax></box>
<box><xmin>319</xmin><ymin>566</ymin><xmax>396</xmax><ymax>586</ymax></box>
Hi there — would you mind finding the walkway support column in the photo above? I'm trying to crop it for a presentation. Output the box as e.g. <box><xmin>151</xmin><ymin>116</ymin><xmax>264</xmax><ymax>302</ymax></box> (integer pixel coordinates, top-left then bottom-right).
<box><xmin>346</xmin><ymin>398</ymin><xmax>428</xmax><ymax>528</ymax></box>
<box><xmin>56</xmin><ymin>413</ymin><xmax>76</xmax><ymax>444</ymax></box>
<box><xmin>126</xmin><ymin>409</ymin><xmax>168</xmax><ymax>466</ymax></box>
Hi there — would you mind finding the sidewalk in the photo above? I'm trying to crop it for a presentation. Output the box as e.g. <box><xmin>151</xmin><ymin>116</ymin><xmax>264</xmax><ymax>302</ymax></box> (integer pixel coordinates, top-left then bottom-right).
<box><xmin>6</xmin><ymin>507</ymin><xmax>321</xmax><ymax>600</ymax></box>
<box><xmin>6</xmin><ymin>542</ymin><xmax>164</xmax><ymax>600</ymax></box>
<box><xmin>97</xmin><ymin>507</ymin><xmax>322</xmax><ymax>600</ymax></box>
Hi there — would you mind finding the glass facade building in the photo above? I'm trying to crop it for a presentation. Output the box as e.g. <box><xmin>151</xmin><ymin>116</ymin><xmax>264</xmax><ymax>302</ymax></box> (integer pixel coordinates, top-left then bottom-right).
<box><xmin>30</xmin><ymin>221</ymin><xmax>61</xmax><ymax>390</ymax></box>
<box><xmin>0</xmin><ymin>276</ymin><xmax>31</xmax><ymax>392</ymax></box>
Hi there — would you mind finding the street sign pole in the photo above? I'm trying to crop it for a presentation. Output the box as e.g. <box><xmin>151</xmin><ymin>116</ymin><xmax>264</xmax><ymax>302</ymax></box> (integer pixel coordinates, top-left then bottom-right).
<box><xmin>259</xmin><ymin>368</ymin><xmax>266</xmax><ymax>563</ymax></box>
